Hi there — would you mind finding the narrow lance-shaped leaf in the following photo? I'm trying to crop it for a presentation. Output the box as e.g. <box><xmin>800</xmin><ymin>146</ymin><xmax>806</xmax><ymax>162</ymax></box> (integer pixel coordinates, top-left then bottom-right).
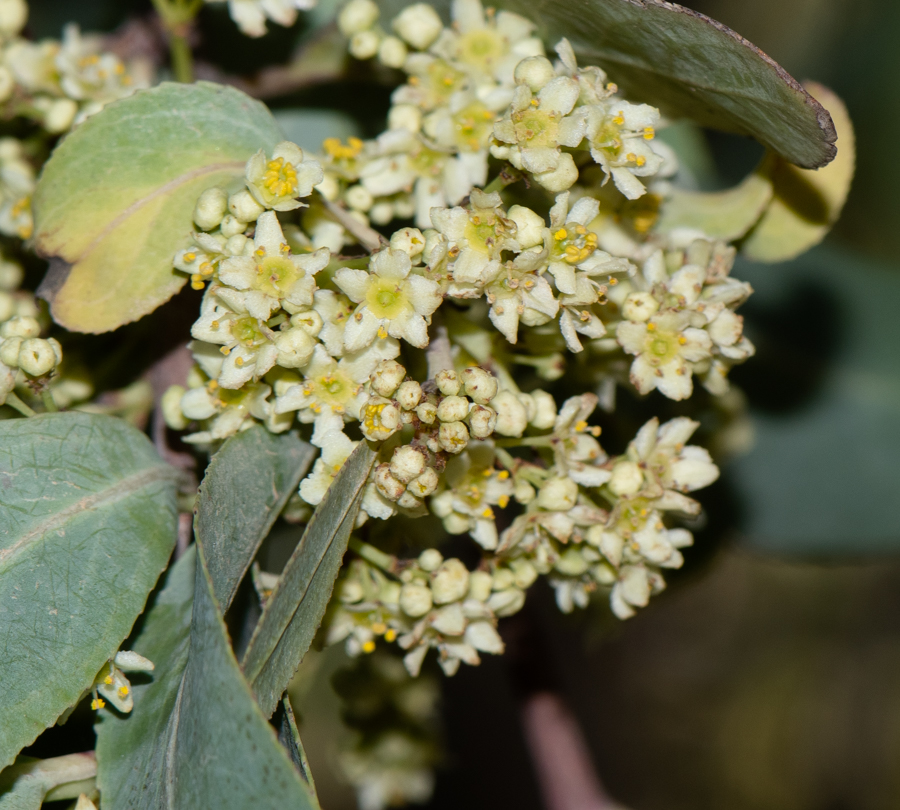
<box><xmin>0</xmin><ymin>413</ymin><xmax>178</xmax><ymax>770</ymax></box>
<box><xmin>277</xmin><ymin>696</ymin><xmax>318</xmax><ymax>795</ymax></box>
<box><xmin>242</xmin><ymin>441</ymin><xmax>378</xmax><ymax>717</ymax></box>
<box><xmin>376</xmin><ymin>0</ymin><xmax>836</xmax><ymax>168</ymax></box>
<box><xmin>33</xmin><ymin>82</ymin><xmax>284</xmax><ymax>333</ymax></box>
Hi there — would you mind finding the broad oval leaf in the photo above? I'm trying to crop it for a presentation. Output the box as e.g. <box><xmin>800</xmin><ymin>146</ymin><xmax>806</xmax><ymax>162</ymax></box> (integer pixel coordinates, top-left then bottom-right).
<box><xmin>242</xmin><ymin>441</ymin><xmax>377</xmax><ymax>717</ymax></box>
<box><xmin>33</xmin><ymin>82</ymin><xmax>284</xmax><ymax>334</ymax></box>
<box><xmin>0</xmin><ymin>753</ymin><xmax>97</xmax><ymax>809</ymax></box>
<box><xmin>376</xmin><ymin>0</ymin><xmax>836</xmax><ymax>168</ymax></box>
<box><xmin>0</xmin><ymin>413</ymin><xmax>178</xmax><ymax>769</ymax></box>
<box><xmin>741</xmin><ymin>83</ymin><xmax>855</xmax><ymax>262</ymax></box>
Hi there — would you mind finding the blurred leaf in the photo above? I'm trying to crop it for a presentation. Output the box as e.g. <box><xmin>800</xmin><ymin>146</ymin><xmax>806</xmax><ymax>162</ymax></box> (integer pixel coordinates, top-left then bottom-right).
<box><xmin>0</xmin><ymin>413</ymin><xmax>178</xmax><ymax>769</ymax></box>
<box><xmin>376</xmin><ymin>0</ymin><xmax>836</xmax><ymax>168</ymax></box>
<box><xmin>0</xmin><ymin>753</ymin><xmax>97</xmax><ymax>809</ymax></box>
<box><xmin>33</xmin><ymin>82</ymin><xmax>283</xmax><ymax>334</ymax></box>
<box><xmin>656</xmin><ymin>171</ymin><xmax>773</xmax><ymax>241</ymax></box>
<box><xmin>278</xmin><ymin>695</ymin><xmax>319</xmax><ymax>795</ymax></box>
<box><xmin>195</xmin><ymin>426</ymin><xmax>316</xmax><ymax>610</ymax></box>
<box><xmin>242</xmin><ymin>442</ymin><xmax>377</xmax><ymax>717</ymax></box>
<box><xmin>273</xmin><ymin>109</ymin><xmax>360</xmax><ymax>154</ymax></box>
<box><xmin>742</xmin><ymin>83</ymin><xmax>856</xmax><ymax>262</ymax></box>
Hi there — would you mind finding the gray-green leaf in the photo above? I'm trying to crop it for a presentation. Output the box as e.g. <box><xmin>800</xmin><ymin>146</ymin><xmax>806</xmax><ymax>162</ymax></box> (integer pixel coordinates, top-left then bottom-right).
<box><xmin>242</xmin><ymin>441</ymin><xmax>377</xmax><ymax>717</ymax></box>
<box><xmin>0</xmin><ymin>413</ymin><xmax>178</xmax><ymax>769</ymax></box>
<box><xmin>0</xmin><ymin>752</ymin><xmax>97</xmax><ymax>809</ymax></box>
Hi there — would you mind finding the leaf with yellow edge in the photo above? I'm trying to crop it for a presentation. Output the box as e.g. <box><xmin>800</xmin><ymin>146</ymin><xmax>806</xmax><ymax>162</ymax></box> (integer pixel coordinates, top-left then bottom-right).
<box><xmin>33</xmin><ymin>82</ymin><xmax>284</xmax><ymax>334</ymax></box>
<box><xmin>742</xmin><ymin>83</ymin><xmax>855</xmax><ymax>263</ymax></box>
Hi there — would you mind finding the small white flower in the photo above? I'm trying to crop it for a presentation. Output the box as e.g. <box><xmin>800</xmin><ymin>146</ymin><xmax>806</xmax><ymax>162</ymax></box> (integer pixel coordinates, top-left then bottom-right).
<box><xmin>245</xmin><ymin>141</ymin><xmax>324</xmax><ymax>211</ymax></box>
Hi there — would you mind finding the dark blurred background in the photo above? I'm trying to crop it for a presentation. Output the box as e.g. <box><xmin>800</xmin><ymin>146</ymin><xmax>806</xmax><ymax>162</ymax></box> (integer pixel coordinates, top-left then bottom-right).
<box><xmin>25</xmin><ymin>0</ymin><xmax>900</xmax><ymax>807</ymax></box>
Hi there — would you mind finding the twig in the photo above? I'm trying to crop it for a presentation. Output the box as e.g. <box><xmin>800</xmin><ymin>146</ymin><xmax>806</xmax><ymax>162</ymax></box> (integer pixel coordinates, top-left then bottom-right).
<box><xmin>318</xmin><ymin>192</ymin><xmax>387</xmax><ymax>253</ymax></box>
<box><xmin>426</xmin><ymin>315</ymin><xmax>453</xmax><ymax>378</ymax></box>
<box><xmin>4</xmin><ymin>392</ymin><xmax>35</xmax><ymax>417</ymax></box>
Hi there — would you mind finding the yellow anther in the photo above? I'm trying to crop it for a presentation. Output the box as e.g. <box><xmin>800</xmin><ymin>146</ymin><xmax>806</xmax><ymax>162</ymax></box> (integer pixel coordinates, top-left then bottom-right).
<box><xmin>608</xmin><ymin>276</ymin><xmax>618</xmax><ymax>285</ymax></box>
<box><xmin>104</xmin><ymin>675</ymin><xmax>114</xmax><ymax>685</ymax></box>
<box><xmin>574</xmin><ymin>420</ymin><xmax>588</xmax><ymax>433</ymax></box>
<box><xmin>118</xmin><ymin>685</ymin><xmax>129</xmax><ymax>698</ymax></box>
<box><xmin>377</xmin><ymin>325</ymin><xmax>388</xmax><ymax>339</ymax></box>
<box><xmin>643</xmin><ymin>126</ymin><xmax>655</xmax><ymax>140</ymax></box>
<box><xmin>626</xmin><ymin>152</ymin><xmax>638</xmax><ymax>163</ymax></box>
<box><xmin>498</xmin><ymin>495</ymin><xmax>510</xmax><ymax>508</ymax></box>
<box><xmin>678</xmin><ymin>335</ymin><xmax>687</xmax><ymax>345</ymax></box>
<box><xmin>371</xmin><ymin>621</ymin><xmax>387</xmax><ymax>635</ymax></box>
<box><xmin>91</xmin><ymin>698</ymin><xmax>106</xmax><ymax>710</ymax></box>
<box><xmin>208</xmin><ymin>379</ymin><xmax>219</xmax><ymax>392</ymax></box>
<box><xmin>234</xmin><ymin>357</ymin><xmax>245</xmax><ymax>367</ymax></box>
<box><xmin>553</xmin><ymin>228</ymin><xmax>568</xmax><ymax>241</ymax></box>
<box><xmin>184</xmin><ymin>252</ymin><xmax>197</xmax><ymax>262</ymax></box>
<box><xmin>255</xmin><ymin>248</ymin><xmax>266</xmax><ymax>257</ymax></box>
<box><xmin>220</xmin><ymin>346</ymin><xmax>231</xmax><ymax>355</ymax></box>
<box><xmin>607</xmin><ymin>82</ymin><xmax>618</xmax><ymax>92</ymax></box>
<box><xmin>482</xmin><ymin>507</ymin><xmax>495</xmax><ymax>519</ymax></box>
<box><xmin>530</xmin><ymin>98</ymin><xmax>539</xmax><ymax>106</ymax></box>
<box><xmin>384</xmin><ymin>628</ymin><xmax>397</xmax><ymax>642</ymax></box>
<box><xmin>191</xmin><ymin>280</ymin><xmax>205</xmax><ymax>290</ymax></box>
<box><xmin>362</xmin><ymin>640</ymin><xmax>376</xmax><ymax>654</ymax></box>
<box><xmin>498</xmin><ymin>470</ymin><xmax>509</xmax><ymax>480</ymax></box>
<box><xmin>210</xmin><ymin>320</ymin><xmax>220</xmax><ymax>329</ymax></box>
<box><xmin>613</xmin><ymin>114</ymin><xmax>625</xmax><ymax>125</ymax></box>
<box><xmin>636</xmin><ymin>155</ymin><xmax>646</xmax><ymax>167</ymax></box>
<box><xmin>199</xmin><ymin>262</ymin><xmax>214</xmax><ymax>276</ymax></box>
<box><xmin>646</xmin><ymin>322</ymin><xmax>656</xmax><ymax>331</ymax></box>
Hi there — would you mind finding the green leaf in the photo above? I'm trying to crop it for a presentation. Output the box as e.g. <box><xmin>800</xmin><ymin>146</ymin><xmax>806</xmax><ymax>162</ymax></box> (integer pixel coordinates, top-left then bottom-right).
<box><xmin>656</xmin><ymin>172</ymin><xmax>773</xmax><ymax>242</ymax></box>
<box><xmin>33</xmin><ymin>81</ymin><xmax>284</xmax><ymax>334</ymax></box>
<box><xmin>242</xmin><ymin>442</ymin><xmax>377</xmax><ymax>717</ymax></box>
<box><xmin>375</xmin><ymin>0</ymin><xmax>836</xmax><ymax>168</ymax></box>
<box><xmin>741</xmin><ymin>83</ymin><xmax>856</xmax><ymax>262</ymax></box>
<box><xmin>0</xmin><ymin>753</ymin><xmax>97</xmax><ymax>809</ymax></box>
<box><xmin>0</xmin><ymin>412</ymin><xmax>178</xmax><ymax>769</ymax></box>
<box><xmin>195</xmin><ymin>426</ymin><xmax>316</xmax><ymax>610</ymax></box>
<box><xmin>95</xmin><ymin>429</ymin><xmax>322</xmax><ymax>809</ymax></box>
<box><xmin>277</xmin><ymin>696</ymin><xmax>318</xmax><ymax>796</ymax></box>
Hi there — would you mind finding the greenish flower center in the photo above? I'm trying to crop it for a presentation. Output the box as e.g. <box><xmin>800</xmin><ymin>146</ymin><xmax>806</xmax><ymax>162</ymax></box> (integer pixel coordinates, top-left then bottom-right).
<box><xmin>458</xmin><ymin>30</ymin><xmax>506</xmax><ymax>70</ymax></box>
<box><xmin>232</xmin><ymin>316</ymin><xmax>266</xmax><ymax>348</ymax></box>
<box><xmin>255</xmin><ymin>255</ymin><xmax>301</xmax><ymax>298</ymax></box>
<box><xmin>366</xmin><ymin>278</ymin><xmax>408</xmax><ymax>319</ymax></box>
<box><xmin>643</xmin><ymin>329</ymin><xmax>679</xmax><ymax>366</ymax></box>
<box><xmin>512</xmin><ymin>108</ymin><xmax>558</xmax><ymax>148</ymax></box>
<box><xmin>313</xmin><ymin>371</ymin><xmax>355</xmax><ymax>408</ymax></box>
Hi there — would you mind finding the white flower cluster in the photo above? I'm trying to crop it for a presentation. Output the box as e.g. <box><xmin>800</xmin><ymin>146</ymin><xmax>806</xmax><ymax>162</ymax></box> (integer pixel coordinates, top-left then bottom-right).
<box><xmin>206</xmin><ymin>0</ymin><xmax>316</xmax><ymax>38</ymax></box>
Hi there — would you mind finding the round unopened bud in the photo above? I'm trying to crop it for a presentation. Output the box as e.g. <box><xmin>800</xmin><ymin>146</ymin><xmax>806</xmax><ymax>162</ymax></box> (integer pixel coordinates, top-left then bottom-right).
<box><xmin>507</xmin><ymin>205</ymin><xmax>545</xmax><ymax>249</ymax></box>
<box><xmin>461</xmin><ymin>366</ymin><xmax>498</xmax><ymax>404</ymax></box>
<box><xmin>555</xmin><ymin>547</ymin><xmax>589</xmax><ymax>576</ymax></box>
<box><xmin>408</xmin><ymin>466</ymin><xmax>439</xmax><ymax>497</ymax></box>
<box><xmin>225</xmin><ymin>234</ymin><xmax>249</xmax><ymax>255</ymax></box>
<box><xmin>392</xmin><ymin>2</ymin><xmax>443</xmax><ymax>49</ymax></box>
<box><xmin>349</xmin><ymin>29</ymin><xmax>380</xmax><ymax>60</ymax></box>
<box><xmin>467</xmin><ymin>570</ymin><xmax>493</xmax><ymax>602</ymax></box>
<box><xmin>467</xmin><ymin>404</ymin><xmax>497</xmax><ymax>439</ymax></box>
<box><xmin>274</xmin><ymin>327</ymin><xmax>316</xmax><ymax>368</ymax></box>
<box><xmin>43</xmin><ymin>98</ymin><xmax>77</xmax><ymax>133</ymax></box>
<box><xmin>193</xmin><ymin>187</ymin><xmax>228</xmax><ymax>231</ymax></box>
<box><xmin>516</xmin><ymin>393</ymin><xmax>536</xmax><ymax>422</ymax></box>
<box><xmin>415</xmin><ymin>400</ymin><xmax>437</xmax><ymax>424</ymax></box>
<box><xmin>228</xmin><ymin>190</ymin><xmax>264</xmax><ymax>223</ymax></box>
<box><xmin>622</xmin><ymin>291</ymin><xmax>659</xmax><ymax>322</ymax></box>
<box><xmin>514</xmin><ymin>56</ymin><xmax>556</xmax><ymax>91</ymax></box>
<box><xmin>436</xmin><ymin>395</ymin><xmax>469</xmax><ymax>423</ymax></box>
<box><xmin>514</xmin><ymin>479</ymin><xmax>535</xmax><ymax>503</ymax></box>
<box><xmin>536</xmin><ymin>477</ymin><xmax>579</xmax><ymax>511</ymax></box>
<box><xmin>492</xmin><ymin>568</ymin><xmax>514</xmax><ymax>590</ymax></box>
<box><xmin>431</xmin><ymin>558</ymin><xmax>469</xmax><ymax>604</ymax></box>
<box><xmin>395</xmin><ymin>380</ymin><xmax>422</xmax><ymax>410</ymax></box>
<box><xmin>290</xmin><ymin>309</ymin><xmax>324</xmax><ymax>336</ymax></box>
<box><xmin>18</xmin><ymin>338</ymin><xmax>57</xmax><ymax>376</ymax></box>
<box><xmin>438</xmin><ymin>420</ymin><xmax>469</xmax><ymax>454</ymax></box>
<box><xmin>47</xmin><ymin>337</ymin><xmax>63</xmax><ymax>364</ymax></box>
<box><xmin>181</xmin><ymin>387</ymin><xmax>218</xmax><ymax>420</ymax></box>
<box><xmin>399</xmin><ymin>582</ymin><xmax>433</xmax><ymax>617</ymax></box>
<box><xmin>390</xmin><ymin>227</ymin><xmax>425</xmax><ymax>258</ymax></box>
<box><xmin>388</xmin><ymin>104</ymin><xmax>422</xmax><ymax>133</ymax></box>
<box><xmin>337</xmin><ymin>0</ymin><xmax>379</xmax><ymax>35</ymax></box>
<box><xmin>161</xmin><ymin>385</ymin><xmax>188</xmax><ymax>430</ymax></box>
<box><xmin>442</xmin><ymin>512</ymin><xmax>470</xmax><ymax>534</ymax></box>
<box><xmin>0</xmin><ymin>66</ymin><xmax>13</xmax><ymax>104</ymax></box>
<box><xmin>396</xmin><ymin>491</ymin><xmax>424</xmax><ymax>510</ymax></box>
<box><xmin>361</xmin><ymin>396</ymin><xmax>402</xmax><ymax>441</ymax></box>
<box><xmin>492</xmin><ymin>390</ymin><xmax>527</xmax><ymax>437</ymax></box>
<box><xmin>535</xmin><ymin>152</ymin><xmax>578</xmax><ymax>193</ymax></box>
<box><xmin>435</xmin><ymin>369</ymin><xmax>460</xmax><ymax>396</ymax></box>
<box><xmin>608</xmin><ymin>460</ymin><xmax>644</xmax><ymax>496</ymax></box>
<box><xmin>530</xmin><ymin>389</ymin><xmax>557</xmax><ymax>429</ymax></box>
<box><xmin>369</xmin><ymin>201</ymin><xmax>394</xmax><ymax>225</ymax></box>
<box><xmin>375</xmin><ymin>463</ymin><xmax>406</xmax><ymax>500</ymax></box>
<box><xmin>487</xmin><ymin>587</ymin><xmax>525</xmax><ymax>617</ymax></box>
<box><xmin>316</xmin><ymin>173</ymin><xmax>340</xmax><ymax>202</ymax></box>
<box><xmin>510</xmin><ymin>559</ymin><xmax>538</xmax><ymax>589</ymax></box>
<box><xmin>422</xmin><ymin>227</ymin><xmax>445</xmax><ymax>259</ymax></box>
<box><xmin>431</xmin><ymin>602</ymin><xmax>465</xmax><ymax>635</ymax></box>
<box><xmin>0</xmin><ymin>258</ymin><xmax>23</xmax><ymax>290</ymax></box>
<box><xmin>1</xmin><ymin>315</ymin><xmax>40</xmax><ymax>339</ymax></box>
<box><xmin>219</xmin><ymin>214</ymin><xmax>247</xmax><ymax>238</ymax></box>
<box><xmin>0</xmin><ymin>336</ymin><xmax>21</xmax><ymax>367</ymax></box>
<box><xmin>0</xmin><ymin>0</ymin><xmax>26</xmax><ymax>36</ymax></box>
<box><xmin>378</xmin><ymin>35</ymin><xmax>408</xmax><ymax>68</ymax></box>
<box><xmin>371</xmin><ymin>359</ymin><xmax>406</xmax><ymax>397</ymax></box>
<box><xmin>345</xmin><ymin>184</ymin><xmax>373</xmax><ymax>212</ymax></box>
<box><xmin>0</xmin><ymin>292</ymin><xmax>13</xmax><ymax>322</ymax></box>
<box><xmin>338</xmin><ymin>578</ymin><xmax>365</xmax><ymax>603</ymax></box>
<box><xmin>418</xmin><ymin>548</ymin><xmax>443</xmax><ymax>572</ymax></box>
<box><xmin>390</xmin><ymin>445</ymin><xmax>427</xmax><ymax>483</ymax></box>
<box><xmin>394</xmin><ymin>195</ymin><xmax>415</xmax><ymax>219</ymax></box>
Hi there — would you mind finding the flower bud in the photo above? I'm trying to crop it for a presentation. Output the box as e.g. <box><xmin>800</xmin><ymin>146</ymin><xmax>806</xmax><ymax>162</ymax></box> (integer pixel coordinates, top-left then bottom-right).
<box><xmin>0</xmin><ymin>0</ymin><xmax>26</xmax><ymax>36</ymax></box>
<box><xmin>492</xmin><ymin>390</ymin><xmax>527</xmax><ymax>437</ymax></box>
<box><xmin>274</xmin><ymin>327</ymin><xmax>316</xmax><ymax>368</ymax></box>
<box><xmin>1</xmin><ymin>315</ymin><xmax>40</xmax><ymax>338</ymax></box>
<box><xmin>399</xmin><ymin>582</ymin><xmax>433</xmax><ymax>617</ymax></box>
<box><xmin>436</xmin><ymin>395</ymin><xmax>468</xmax><ymax>423</ymax></box>
<box><xmin>435</xmin><ymin>368</ymin><xmax>460</xmax><ymax>396</ymax></box>
<box><xmin>316</xmin><ymin>173</ymin><xmax>340</xmax><ymax>202</ymax></box>
<box><xmin>375</xmin><ymin>463</ymin><xmax>406</xmax><ymax>501</ymax></box>
<box><xmin>514</xmin><ymin>56</ymin><xmax>556</xmax><ymax>91</ymax></box>
<box><xmin>43</xmin><ymin>98</ymin><xmax>77</xmax><ymax>134</ymax></box>
<box><xmin>228</xmin><ymin>190</ymin><xmax>264</xmax><ymax>222</ymax></box>
<box><xmin>378</xmin><ymin>35</ymin><xmax>408</xmax><ymax>68</ymax></box>
<box><xmin>225</xmin><ymin>234</ymin><xmax>249</xmax><ymax>255</ymax></box>
<box><xmin>431</xmin><ymin>602</ymin><xmax>466</xmax><ymax>635</ymax></box>
<box><xmin>467</xmin><ymin>404</ymin><xmax>497</xmax><ymax>439</ymax></box>
<box><xmin>193</xmin><ymin>187</ymin><xmax>228</xmax><ymax>231</ymax></box>
<box><xmin>397</xmin><ymin>490</ymin><xmax>424</xmax><ymax>510</ymax></box>
<box><xmin>0</xmin><ymin>335</ymin><xmax>20</xmax><ymax>366</ymax></box>
<box><xmin>161</xmin><ymin>385</ymin><xmax>188</xmax><ymax>430</ymax></box>
<box><xmin>388</xmin><ymin>104</ymin><xmax>422</xmax><ymax>133</ymax></box>
<box><xmin>290</xmin><ymin>309</ymin><xmax>323</xmax><ymax>336</ymax></box>
<box><xmin>514</xmin><ymin>479</ymin><xmax>535</xmax><ymax>503</ymax></box>
<box><xmin>47</xmin><ymin>337</ymin><xmax>63</xmax><ymax>365</ymax></box>
<box><xmin>395</xmin><ymin>380</ymin><xmax>422</xmax><ymax>410</ymax></box>
<box><xmin>181</xmin><ymin>387</ymin><xmax>218</xmax><ymax>420</ymax></box>
<box><xmin>516</xmin><ymin>392</ymin><xmax>536</xmax><ymax>422</ymax></box>
<box><xmin>510</xmin><ymin>559</ymin><xmax>538</xmax><ymax>589</ymax></box>
<box><xmin>219</xmin><ymin>214</ymin><xmax>247</xmax><ymax>238</ymax></box>
<box><xmin>535</xmin><ymin>152</ymin><xmax>578</xmax><ymax>193</ymax></box>
<box><xmin>415</xmin><ymin>400</ymin><xmax>437</xmax><ymax>424</ymax></box>
<box><xmin>339</xmin><ymin>577</ymin><xmax>365</xmax><ymax>602</ymax></box>
<box><xmin>390</xmin><ymin>227</ymin><xmax>425</xmax><ymax>258</ymax></box>
<box><xmin>487</xmin><ymin>587</ymin><xmax>525</xmax><ymax>617</ymax></box>
<box><xmin>408</xmin><ymin>466</ymin><xmax>439</xmax><ymax>497</ymax></box>
<box><xmin>371</xmin><ymin>359</ymin><xmax>406</xmax><ymax>397</ymax></box>
<box><xmin>536</xmin><ymin>477</ymin><xmax>579</xmax><ymax>511</ymax></box>
<box><xmin>345</xmin><ymin>184</ymin><xmax>373</xmax><ymax>212</ymax></box>
<box><xmin>622</xmin><ymin>291</ymin><xmax>659</xmax><ymax>322</ymax></box>
<box><xmin>492</xmin><ymin>568</ymin><xmax>514</xmax><ymax>590</ymax></box>
<box><xmin>461</xmin><ymin>366</ymin><xmax>498</xmax><ymax>404</ymax></box>
<box><xmin>337</xmin><ymin>0</ymin><xmax>379</xmax><ymax>35</ymax></box>
<box><xmin>390</xmin><ymin>444</ymin><xmax>427</xmax><ymax>483</ymax></box>
<box><xmin>0</xmin><ymin>259</ymin><xmax>21</xmax><ymax>290</ymax></box>
<box><xmin>467</xmin><ymin>570</ymin><xmax>493</xmax><ymax>602</ymax></box>
<box><xmin>113</xmin><ymin>651</ymin><xmax>155</xmax><ymax>672</ymax></box>
<box><xmin>507</xmin><ymin>205</ymin><xmax>545</xmax><ymax>249</ymax></box>
<box><xmin>349</xmin><ymin>30</ymin><xmax>380</xmax><ymax>59</ymax></box>
<box><xmin>530</xmin><ymin>389</ymin><xmax>557</xmax><ymax>429</ymax></box>
<box><xmin>555</xmin><ymin>547</ymin><xmax>589</xmax><ymax>576</ymax></box>
<box><xmin>392</xmin><ymin>3</ymin><xmax>443</xmax><ymax>49</ymax></box>
<box><xmin>608</xmin><ymin>460</ymin><xmax>644</xmax><ymax>496</ymax></box>
<box><xmin>361</xmin><ymin>396</ymin><xmax>402</xmax><ymax>441</ymax></box>
<box><xmin>438</xmin><ymin>420</ymin><xmax>469</xmax><ymax>454</ymax></box>
<box><xmin>431</xmin><ymin>558</ymin><xmax>469</xmax><ymax>604</ymax></box>
<box><xmin>465</xmin><ymin>620</ymin><xmax>504</xmax><ymax>653</ymax></box>
<box><xmin>369</xmin><ymin>201</ymin><xmax>394</xmax><ymax>225</ymax></box>
<box><xmin>18</xmin><ymin>338</ymin><xmax>57</xmax><ymax>376</ymax></box>
<box><xmin>418</xmin><ymin>548</ymin><xmax>443</xmax><ymax>572</ymax></box>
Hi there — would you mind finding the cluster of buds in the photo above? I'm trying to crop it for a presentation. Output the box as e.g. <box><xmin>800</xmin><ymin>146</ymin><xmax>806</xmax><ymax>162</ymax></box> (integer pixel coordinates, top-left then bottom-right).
<box><xmin>0</xmin><ymin>315</ymin><xmax>62</xmax><ymax>379</ymax></box>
